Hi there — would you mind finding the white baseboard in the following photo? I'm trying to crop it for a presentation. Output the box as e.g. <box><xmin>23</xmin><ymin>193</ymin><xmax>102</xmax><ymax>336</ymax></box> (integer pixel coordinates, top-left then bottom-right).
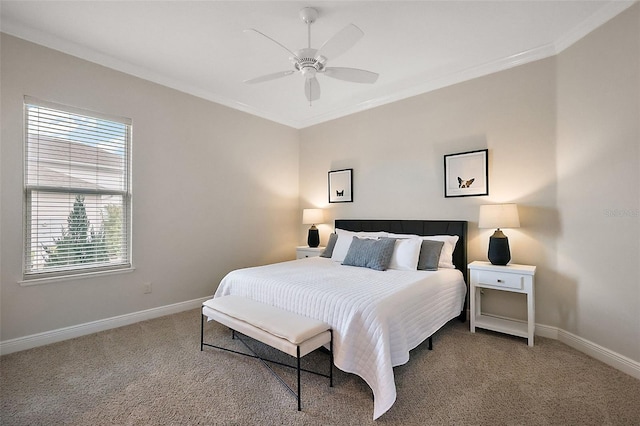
<box><xmin>533</xmin><ymin>323</ymin><xmax>560</xmax><ymax>340</ymax></box>
<box><xmin>0</xmin><ymin>296</ymin><xmax>210</xmax><ymax>356</ymax></box>
<box><xmin>467</xmin><ymin>313</ymin><xmax>640</xmax><ymax>380</ymax></box>
<box><xmin>535</xmin><ymin>323</ymin><xmax>640</xmax><ymax>380</ymax></box>
<box><xmin>3</xmin><ymin>302</ymin><xmax>640</xmax><ymax>382</ymax></box>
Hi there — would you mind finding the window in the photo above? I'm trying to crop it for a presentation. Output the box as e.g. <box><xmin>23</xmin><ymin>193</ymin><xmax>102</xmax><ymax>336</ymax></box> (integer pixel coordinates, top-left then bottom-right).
<box><xmin>23</xmin><ymin>97</ymin><xmax>132</xmax><ymax>280</ymax></box>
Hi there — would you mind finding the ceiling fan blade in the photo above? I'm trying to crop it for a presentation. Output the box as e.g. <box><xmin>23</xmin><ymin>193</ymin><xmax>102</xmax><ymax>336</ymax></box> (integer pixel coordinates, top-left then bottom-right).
<box><xmin>243</xmin><ymin>70</ymin><xmax>295</xmax><ymax>84</ymax></box>
<box><xmin>323</xmin><ymin>67</ymin><xmax>379</xmax><ymax>84</ymax></box>
<box><xmin>244</xmin><ymin>28</ymin><xmax>299</xmax><ymax>59</ymax></box>
<box><xmin>305</xmin><ymin>77</ymin><xmax>321</xmax><ymax>102</ymax></box>
<box><xmin>315</xmin><ymin>24</ymin><xmax>364</xmax><ymax>61</ymax></box>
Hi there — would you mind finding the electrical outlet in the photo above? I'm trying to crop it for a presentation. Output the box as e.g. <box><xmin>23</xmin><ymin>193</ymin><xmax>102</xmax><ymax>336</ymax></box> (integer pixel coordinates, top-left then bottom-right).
<box><xmin>143</xmin><ymin>282</ymin><xmax>152</xmax><ymax>294</ymax></box>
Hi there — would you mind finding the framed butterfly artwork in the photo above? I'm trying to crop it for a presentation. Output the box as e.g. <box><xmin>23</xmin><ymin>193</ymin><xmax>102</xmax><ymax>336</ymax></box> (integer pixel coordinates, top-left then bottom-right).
<box><xmin>328</xmin><ymin>169</ymin><xmax>353</xmax><ymax>203</ymax></box>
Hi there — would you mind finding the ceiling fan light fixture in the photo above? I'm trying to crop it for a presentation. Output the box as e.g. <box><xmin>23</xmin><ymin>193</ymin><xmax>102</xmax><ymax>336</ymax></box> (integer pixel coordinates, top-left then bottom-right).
<box><xmin>301</xmin><ymin>67</ymin><xmax>317</xmax><ymax>79</ymax></box>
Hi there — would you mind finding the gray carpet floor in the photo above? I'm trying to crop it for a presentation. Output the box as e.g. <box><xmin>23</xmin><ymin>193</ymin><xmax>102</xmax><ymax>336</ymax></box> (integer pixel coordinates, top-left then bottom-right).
<box><xmin>1</xmin><ymin>308</ymin><xmax>639</xmax><ymax>425</ymax></box>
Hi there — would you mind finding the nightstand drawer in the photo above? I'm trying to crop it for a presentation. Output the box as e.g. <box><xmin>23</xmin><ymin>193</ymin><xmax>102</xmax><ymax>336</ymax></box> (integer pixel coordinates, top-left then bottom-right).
<box><xmin>296</xmin><ymin>246</ymin><xmax>325</xmax><ymax>259</ymax></box>
<box><xmin>476</xmin><ymin>270</ymin><xmax>523</xmax><ymax>290</ymax></box>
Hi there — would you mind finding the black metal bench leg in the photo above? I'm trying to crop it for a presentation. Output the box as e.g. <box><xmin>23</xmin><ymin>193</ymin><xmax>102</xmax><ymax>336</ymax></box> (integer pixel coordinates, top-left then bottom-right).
<box><xmin>200</xmin><ymin>313</ymin><xmax>204</xmax><ymax>351</ymax></box>
<box><xmin>201</xmin><ymin>324</ymin><xmax>333</xmax><ymax>412</ymax></box>
<box><xmin>297</xmin><ymin>346</ymin><xmax>301</xmax><ymax>411</ymax></box>
<box><xmin>428</xmin><ymin>336</ymin><xmax>433</xmax><ymax>350</ymax></box>
<box><xmin>329</xmin><ymin>330</ymin><xmax>334</xmax><ymax>387</ymax></box>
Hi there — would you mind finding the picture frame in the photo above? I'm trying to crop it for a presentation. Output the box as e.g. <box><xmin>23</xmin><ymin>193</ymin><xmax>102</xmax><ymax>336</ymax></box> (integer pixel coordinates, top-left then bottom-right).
<box><xmin>444</xmin><ymin>149</ymin><xmax>488</xmax><ymax>197</ymax></box>
<box><xmin>328</xmin><ymin>169</ymin><xmax>353</xmax><ymax>203</ymax></box>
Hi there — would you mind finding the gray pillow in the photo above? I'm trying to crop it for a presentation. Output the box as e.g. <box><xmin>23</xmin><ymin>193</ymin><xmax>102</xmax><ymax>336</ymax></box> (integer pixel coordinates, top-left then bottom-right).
<box><xmin>342</xmin><ymin>237</ymin><xmax>396</xmax><ymax>271</ymax></box>
<box><xmin>417</xmin><ymin>240</ymin><xmax>444</xmax><ymax>271</ymax></box>
<box><xmin>320</xmin><ymin>233</ymin><xmax>338</xmax><ymax>258</ymax></box>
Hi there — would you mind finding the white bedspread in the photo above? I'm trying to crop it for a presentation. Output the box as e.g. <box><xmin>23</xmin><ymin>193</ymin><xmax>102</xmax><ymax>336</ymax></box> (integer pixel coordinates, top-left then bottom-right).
<box><xmin>212</xmin><ymin>257</ymin><xmax>466</xmax><ymax>419</ymax></box>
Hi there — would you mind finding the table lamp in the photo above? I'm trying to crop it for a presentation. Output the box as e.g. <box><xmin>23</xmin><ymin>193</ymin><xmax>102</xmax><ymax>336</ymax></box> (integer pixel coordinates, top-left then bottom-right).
<box><xmin>302</xmin><ymin>208</ymin><xmax>324</xmax><ymax>248</ymax></box>
<box><xmin>478</xmin><ymin>204</ymin><xmax>520</xmax><ymax>265</ymax></box>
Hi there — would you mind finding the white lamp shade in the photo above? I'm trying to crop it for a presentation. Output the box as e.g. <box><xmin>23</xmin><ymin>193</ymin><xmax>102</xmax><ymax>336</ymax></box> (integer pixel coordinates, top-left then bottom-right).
<box><xmin>478</xmin><ymin>204</ymin><xmax>520</xmax><ymax>229</ymax></box>
<box><xmin>302</xmin><ymin>208</ymin><xmax>324</xmax><ymax>225</ymax></box>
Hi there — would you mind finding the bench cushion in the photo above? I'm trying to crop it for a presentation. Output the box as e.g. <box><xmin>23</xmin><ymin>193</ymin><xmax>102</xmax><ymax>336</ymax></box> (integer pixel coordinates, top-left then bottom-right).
<box><xmin>203</xmin><ymin>295</ymin><xmax>329</xmax><ymax>345</ymax></box>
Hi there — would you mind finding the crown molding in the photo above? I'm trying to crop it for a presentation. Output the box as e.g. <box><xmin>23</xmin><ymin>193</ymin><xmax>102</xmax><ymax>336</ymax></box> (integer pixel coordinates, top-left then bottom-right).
<box><xmin>295</xmin><ymin>42</ymin><xmax>557</xmax><ymax>128</ymax></box>
<box><xmin>0</xmin><ymin>21</ymin><xmax>301</xmax><ymax>129</ymax></box>
<box><xmin>2</xmin><ymin>1</ymin><xmax>635</xmax><ymax>130</ymax></box>
<box><xmin>553</xmin><ymin>0</ymin><xmax>636</xmax><ymax>54</ymax></box>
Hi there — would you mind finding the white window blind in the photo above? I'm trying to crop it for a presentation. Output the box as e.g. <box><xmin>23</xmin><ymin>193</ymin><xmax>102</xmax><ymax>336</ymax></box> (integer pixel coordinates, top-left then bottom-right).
<box><xmin>24</xmin><ymin>97</ymin><xmax>132</xmax><ymax>280</ymax></box>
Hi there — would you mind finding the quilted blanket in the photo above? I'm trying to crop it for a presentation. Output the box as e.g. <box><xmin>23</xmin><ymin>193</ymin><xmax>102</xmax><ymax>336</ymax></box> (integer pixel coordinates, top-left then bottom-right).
<box><xmin>213</xmin><ymin>257</ymin><xmax>466</xmax><ymax>419</ymax></box>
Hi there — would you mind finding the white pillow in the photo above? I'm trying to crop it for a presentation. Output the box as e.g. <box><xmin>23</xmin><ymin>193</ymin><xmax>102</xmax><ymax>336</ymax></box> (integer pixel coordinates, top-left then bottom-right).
<box><xmin>330</xmin><ymin>229</ymin><xmax>388</xmax><ymax>262</ymax></box>
<box><xmin>388</xmin><ymin>237</ymin><xmax>422</xmax><ymax>271</ymax></box>
<box><xmin>387</xmin><ymin>233</ymin><xmax>459</xmax><ymax>269</ymax></box>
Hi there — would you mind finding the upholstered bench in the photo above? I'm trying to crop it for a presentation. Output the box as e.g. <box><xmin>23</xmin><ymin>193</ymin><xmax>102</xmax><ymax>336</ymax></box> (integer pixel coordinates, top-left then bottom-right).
<box><xmin>200</xmin><ymin>295</ymin><xmax>333</xmax><ymax>411</ymax></box>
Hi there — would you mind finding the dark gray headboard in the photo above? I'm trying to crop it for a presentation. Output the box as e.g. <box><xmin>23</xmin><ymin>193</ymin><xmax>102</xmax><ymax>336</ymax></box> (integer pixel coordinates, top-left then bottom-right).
<box><xmin>334</xmin><ymin>219</ymin><xmax>468</xmax><ymax>279</ymax></box>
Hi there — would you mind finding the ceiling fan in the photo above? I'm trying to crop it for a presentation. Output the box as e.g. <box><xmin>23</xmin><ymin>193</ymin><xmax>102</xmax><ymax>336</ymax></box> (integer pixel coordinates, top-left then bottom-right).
<box><xmin>244</xmin><ymin>7</ymin><xmax>379</xmax><ymax>104</ymax></box>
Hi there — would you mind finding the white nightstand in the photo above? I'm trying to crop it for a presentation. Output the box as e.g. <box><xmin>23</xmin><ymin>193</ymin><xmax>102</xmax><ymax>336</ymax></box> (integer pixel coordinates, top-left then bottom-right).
<box><xmin>468</xmin><ymin>261</ymin><xmax>536</xmax><ymax>346</ymax></box>
<box><xmin>296</xmin><ymin>246</ymin><xmax>325</xmax><ymax>259</ymax></box>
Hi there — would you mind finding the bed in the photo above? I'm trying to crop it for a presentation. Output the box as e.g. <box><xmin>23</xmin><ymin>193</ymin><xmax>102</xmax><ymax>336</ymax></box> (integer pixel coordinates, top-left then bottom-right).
<box><xmin>211</xmin><ymin>219</ymin><xmax>467</xmax><ymax>419</ymax></box>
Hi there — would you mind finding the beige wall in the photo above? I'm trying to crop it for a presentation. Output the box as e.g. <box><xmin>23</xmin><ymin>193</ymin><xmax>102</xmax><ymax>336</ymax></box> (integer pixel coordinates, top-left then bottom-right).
<box><xmin>300</xmin><ymin>57</ymin><xmax>559</xmax><ymax>324</ymax></box>
<box><xmin>556</xmin><ymin>5</ymin><xmax>639</xmax><ymax>360</ymax></box>
<box><xmin>0</xmin><ymin>34</ymin><xmax>300</xmax><ymax>341</ymax></box>
<box><xmin>300</xmin><ymin>4</ymin><xmax>639</xmax><ymax>362</ymax></box>
<box><xmin>2</xmin><ymin>4</ymin><xmax>638</xmax><ymax>366</ymax></box>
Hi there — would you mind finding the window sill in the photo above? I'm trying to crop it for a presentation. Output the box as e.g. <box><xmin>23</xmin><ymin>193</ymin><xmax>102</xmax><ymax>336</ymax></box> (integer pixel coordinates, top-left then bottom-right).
<box><xmin>19</xmin><ymin>266</ymin><xmax>136</xmax><ymax>286</ymax></box>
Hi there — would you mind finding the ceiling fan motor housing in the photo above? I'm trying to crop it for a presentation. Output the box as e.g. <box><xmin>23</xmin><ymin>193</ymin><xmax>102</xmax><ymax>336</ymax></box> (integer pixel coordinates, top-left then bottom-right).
<box><xmin>293</xmin><ymin>48</ymin><xmax>325</xmax><ymax>79</ymax></box>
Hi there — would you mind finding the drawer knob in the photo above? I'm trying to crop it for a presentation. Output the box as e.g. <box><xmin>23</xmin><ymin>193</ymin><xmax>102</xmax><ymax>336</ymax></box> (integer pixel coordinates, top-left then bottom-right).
<box><xmin>497</xmin><ymin>279</ymin><xmax>504</xmax><ymax>283</ymax></box>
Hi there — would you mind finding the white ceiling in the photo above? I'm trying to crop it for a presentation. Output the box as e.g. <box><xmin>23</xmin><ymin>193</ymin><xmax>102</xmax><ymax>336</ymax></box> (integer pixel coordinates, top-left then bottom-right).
<box><xmin>1</xmin><ymin>1</ymin><xmax>634</xmax><ymax>129</ymax></box>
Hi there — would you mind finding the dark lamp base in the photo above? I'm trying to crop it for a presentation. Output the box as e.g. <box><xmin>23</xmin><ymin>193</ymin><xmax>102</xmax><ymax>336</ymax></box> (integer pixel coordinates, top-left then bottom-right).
<box><xmin>307</xmin><ymin>226</ymin><xmax>320</xmax><ymax>248</ymax></box>
<box><xmin>488</xmin><ymin>230</ymin><xmax>511</xmax><ymax>265</ymax></box>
